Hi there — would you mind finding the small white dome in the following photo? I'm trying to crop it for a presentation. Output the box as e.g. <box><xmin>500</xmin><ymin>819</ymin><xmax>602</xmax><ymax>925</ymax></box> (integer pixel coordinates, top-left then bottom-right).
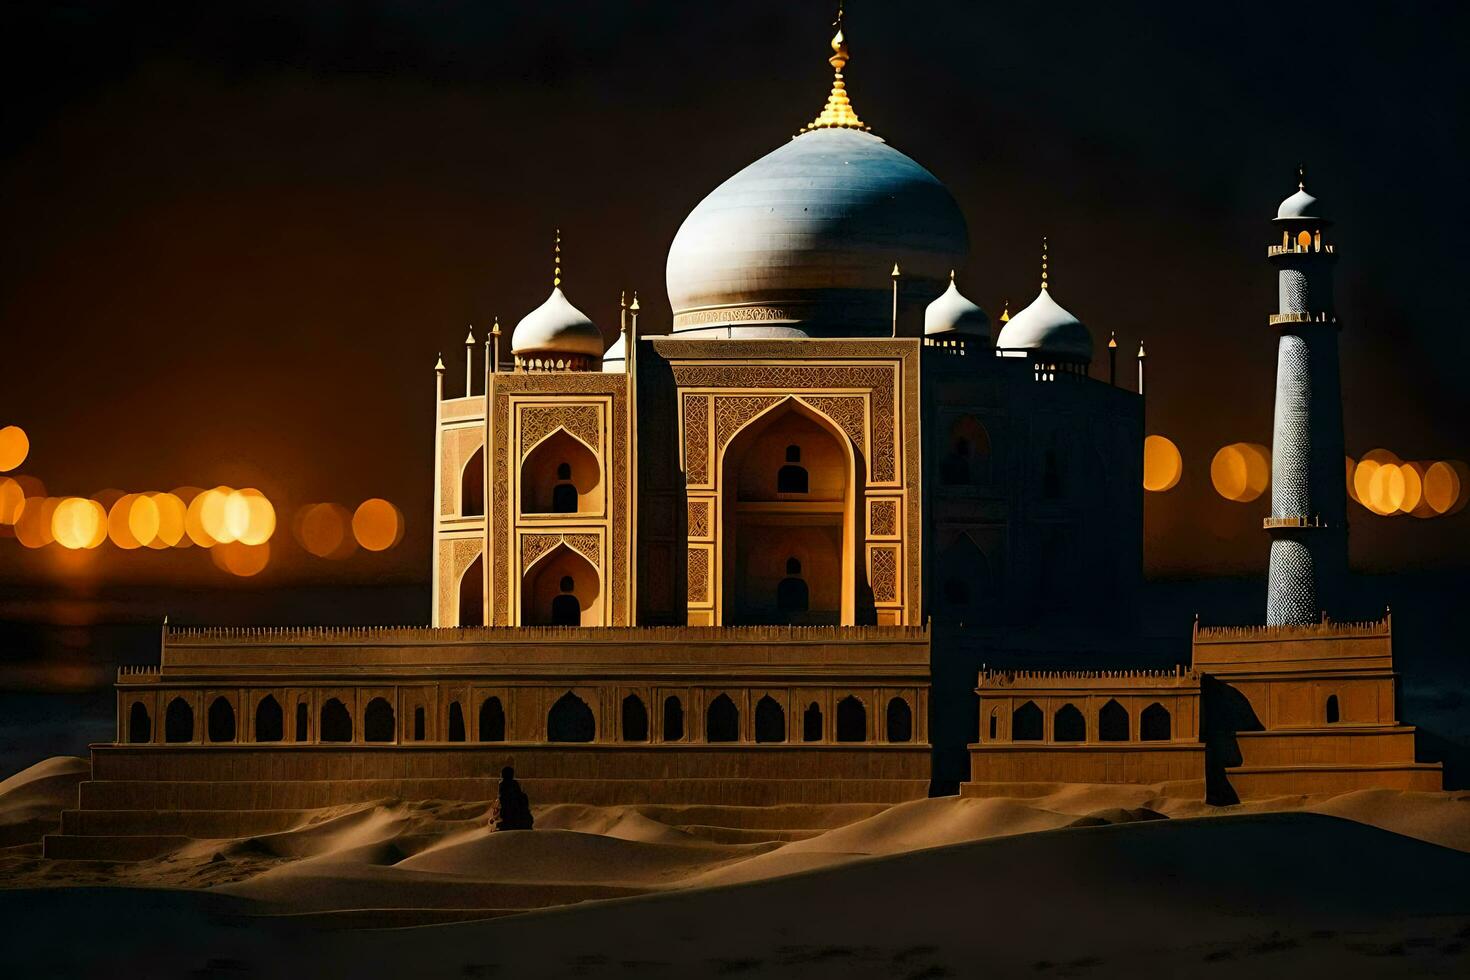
<box><xmin>511</xmin><ymin>287</ymin><xmax>605</xmax><ymax>359</ymax></box>
<box><xmin>996</xmin><ymin>287</ymin><xmax>1092</xmax><ymax>362</ymax></box>
<box><xmin>601</xmin><ymin>331</ymin><xmax>627</xmax><ymax>373</ymax></box>
<box><xmin>924</xmin><ymin>278</ymin><xmax>991</xmax><ymax>340</ymax></box>
<box><xmin>1276</xmin><ymin>187</ymin><xmax>1322</xmax><ymax>221</ymax></box>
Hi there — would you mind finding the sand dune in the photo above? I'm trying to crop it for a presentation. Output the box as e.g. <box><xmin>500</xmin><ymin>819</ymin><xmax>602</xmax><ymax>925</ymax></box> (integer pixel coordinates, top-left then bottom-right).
<box><xmin>0</xmin><ymin>755</ymin><xmax>86</xmax><ymax>848</ymax></box>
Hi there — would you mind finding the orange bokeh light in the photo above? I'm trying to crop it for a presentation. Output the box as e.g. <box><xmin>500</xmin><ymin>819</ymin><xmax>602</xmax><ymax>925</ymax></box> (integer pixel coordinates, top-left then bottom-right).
<box><xmin>0</xmin><ymin>477</ymin><xmax>23</xmax><ymax>525</ymax></box>
<box><xmin>1142</xmin><ymin>435</ymin><xmax>1182</xmax><ymax>492</ymax></box>
<box><xmin>148</xmin><ymin>492</ymin><xmax>187</xmax><ymax>548</ymax></box>
<box><xmin>0</xmin><ymin>426</ymin><xmax>29</xmax><ymax>472</ymax></box>
<box><xmin>108</xmin><ymin>494</ymin><xmax>143</xmax><ymax>549</ymax></box>
<box><xmin>52</xmin><ymin>497</ymin><xmax>107</xmax><ymax>549</ymax></box>
<box><xmin>15</xmin><ymin>497</ymin><xmax>59</xmax><ymax>548</ymax></box>
<box><xmin>295</xmin><ymin>503</ymin><xmax>357</xmax><ymax>559</ymax></box>
<box><xmin>1366</xmin><ymin>463</ymin><xmax>1406</xmax><ymax>516</ymax></box>
<box><xmin>1211</xmin><ymin>443</ymin><xmax>1269</xmax><ymax>503</ymax></box>
<box><xmin>211</xmin><ymin>540</ymin><xmax>271</xmax><ymax>577</ymax></box>
<box><xmin>128</xmin><ymin>493</ymin><xmax>161</xmax><ymax>547</ymax></box>
<box><xmin>352</xmin><ymin>498</ymin><xmax>404</xmax><ymax>552</ymax></box>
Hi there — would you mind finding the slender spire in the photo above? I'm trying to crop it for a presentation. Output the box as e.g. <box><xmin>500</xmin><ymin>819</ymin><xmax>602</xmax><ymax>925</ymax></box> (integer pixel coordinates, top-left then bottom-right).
<box><xmin>801</xmin><ymin>2</ymin><xmax>869</xmax><ymax>134</ymax></box>
<box><xmin>999</xmin><ymin>300</ymin><xmax>1009</xmax><ymax>323</ymax></box>
<box><xmin>1298</xmin><ymin>164</ymin><xmax>1305</xmax><ymax>191</ymax></box>
<box><xmin>1108</xmin><ymin>331</ymin><xmax>1118</xmax><ymax>349</ymax></box>
<box><xmin>1040</xmin><ymin>237</ymin><xmax>1050</xmax><ymax>290</ymax></box>
<box><xmin>553</xmin><ymin>229</ymin><xmax>562</xmax><ymax>288</ymax></box>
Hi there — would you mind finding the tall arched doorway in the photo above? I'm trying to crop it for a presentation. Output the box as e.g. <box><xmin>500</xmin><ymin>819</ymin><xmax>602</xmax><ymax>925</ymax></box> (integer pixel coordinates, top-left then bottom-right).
<box><xmin>719</xmin><ymin>399</ymin><xmax>860</xmax><ymax>625</ymax></box>
<box><xmin>522</xmin><ymin>543</ymin><xmax>601</xmax><ymax>626</ymax></box>
<box><xmin>520</xmin><ymin>429</ymin><xmax>601</xmax><ymax>515</ymax></box>
<box><xmin>459</xmin><ymin>554</ymin><xmax>484</xmax><ymax>627</ymax></box>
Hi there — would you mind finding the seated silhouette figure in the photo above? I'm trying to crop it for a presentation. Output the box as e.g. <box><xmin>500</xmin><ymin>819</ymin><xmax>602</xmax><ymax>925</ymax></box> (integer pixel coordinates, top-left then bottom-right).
<box><xmin>493</xmin><ymin>765</ymin><xmax>534</xmax><ymax>831</ymax></box>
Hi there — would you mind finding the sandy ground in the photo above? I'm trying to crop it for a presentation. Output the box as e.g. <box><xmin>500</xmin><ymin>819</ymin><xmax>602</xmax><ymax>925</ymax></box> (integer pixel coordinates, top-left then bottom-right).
<box><xmin>1</xmin><ymin>757</ymin><xmax>1468</xmax><ymax>978</ymax></box>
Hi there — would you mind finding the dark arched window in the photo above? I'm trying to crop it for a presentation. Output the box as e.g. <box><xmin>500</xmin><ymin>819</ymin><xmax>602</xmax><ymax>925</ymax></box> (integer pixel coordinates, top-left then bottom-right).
<box><xmin>755</xmin><ymin>695</ymin><xmax>785</xmax><ymax>743</ymax></box>
<box><xmin>1099</xmin><ymin>699</ymin><xmax>1129</xmax><ymax>742</ymax></box>
<box><xmin>207</xmin><ymin>696</ymin><xmax>236</xmax><ymax>743</ymax></box>
<box><xmin>1325</xmin><ymin>694</ymin><xmax>1340</xmax><ymax>724</ymax></box>
<box><xmin>836</xmin><ymin>695</ymin><xmax>866</xmax><ymax>742</ymax></box>
<box><xmin>295</xmin><ymin>702</ymin><xmax>309</xmax><ymax>741</ymax></box>
<box><xmin>1012</xmin><ymin>701</ymin><xmax>1043</xmax><ymax>741</ymax></box>
<box><xmin>706</xmin><ymin>693</ymin><xmax>739</xmax><ymax>743</ymax></box>
<box><xmin>556</xmin><ymin>462</ymin><xmax>571</xmax><ymax>480</ymax></box>
<box><xmin>1054</xmin><ymin>704</ymin><xmax>1085</xmax><ymax>742</ymax></box>
<box><xmin>255</xmin><ymin>695</ymin><xmax>284</xmax><ymax>743</ymax></box>
<box><xmin>777</xmin><ymin>558</ymin><xmax>809</xmax><ymax>614</ymax></box>
<box><xmin>548</xmin><ymin>691</ymin><xmax>595</xmax><ymax>742</ymax></box>
<box><xmin>551</xmin><ymin>482</ymin><xmax>577</xmax><ymax>513</ymax></box>
<box><xmin>551</xmin><ymin>576</ymin><xmax>581</xmax><ymax>626</ymax></box>
<box><xmin>413</xmin><ymin>706</ymin><xmax>426</xmax><ymax>741</ymax></box>
<box><xmin>480</xmin><ymin>697</ymin><xmax>505</xmax><ymax>741</ymax></box>
<box><xmin>663</xmin><ymin>696</ymin><xmax>684</xmax><ymax>741</ymax></box>
<box><xmin>165</xmin><ymin>697</ymin><xmax>194</xmax><ymax>743</ymax></box>
<box><xmin>461</xmin><ymin>446</ymin><xmax>485</xmax><ymax>517</ymax></box>
<box><xmin>128</xmin><ymin>701</ymin><xmax>151</xmax><ymax>744</ymax></box>
<box><xmin>988</xmin><ymin>708</ymin><xmax>999</xmax><ymax>740</ymax></box>
<box><xmin>886</xmin><ymin>697</ymin><xmax>913</xmax><ymax>743</ymax></box>
<box><xmin>364</xmin><ymin>697</ymin><xmax>395</xmax><ymax>742</ymax></box>
<box><xmin>803</xmin><ymin>702</ymin><xmax>823</xmax><ymax>742</ymax></box>
<box><xmin>622</xmin><ymin>694</ymin><xmax>649</xmax><ymax>742</ymax></box>
<box><xmin>777</xmin><ymin>445</ymin><xmax>808</xmax><ymax>494</ymax></box>
<box><xmin>460</xmin><ymin>554</ymin><xmax>484</xmax><ymax>627</ymax></box>
<box><xmin>321</xmin><ymin>698</ymin><xmax>352</xmax><ymax>742</ymax></box>
<box><xmin>447</xmin><ymin>701</ymin><xmax>466</xmax><ymax>742</ymax></box>
<box><xmin>1140</xmin><ymin>702</ymin><xmax>1171</xmax><ymax>742</ymax></box>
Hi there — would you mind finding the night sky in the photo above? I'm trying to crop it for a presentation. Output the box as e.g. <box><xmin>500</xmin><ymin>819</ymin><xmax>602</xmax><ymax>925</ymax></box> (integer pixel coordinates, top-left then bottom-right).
<box><xmin>3</xmin><ymin>0</ymin><xmax>1468</xmax><ymax>601</ymax></box>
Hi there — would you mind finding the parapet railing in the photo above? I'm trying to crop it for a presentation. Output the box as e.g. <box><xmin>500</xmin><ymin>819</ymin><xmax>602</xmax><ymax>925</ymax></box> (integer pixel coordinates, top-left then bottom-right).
<box><xmin>163</xmin><ymin>623</ymin><xmax>932</xmax><ymax>645</ymax></box>
<box><xmin>1193</xmin><ymin>613</ymin><xmax>1390</xmax><ymax>641</ymax></box>
<box><xmin>1268</xmin><ymin>312</ymin><xmax>1337</xmax><ymax>326</ymax></box>
<box><xmin>117</xmin><ymin>665</ymin><xmax>160</xmax><ymax>681</ymax></box>
<box><xmin>978</xmin><ymin>666</ymin><xmax>1196</xmax><ymax>685</ymax></box>
<box><xmin>1267</xmin><ymin>242</ymin><xmax>1336</xmax><ymax>257</ymax></box>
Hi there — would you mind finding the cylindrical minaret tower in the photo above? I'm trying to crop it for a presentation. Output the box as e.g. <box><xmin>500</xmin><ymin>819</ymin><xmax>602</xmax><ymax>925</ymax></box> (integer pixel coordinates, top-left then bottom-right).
<box><xmin>1265</xmin><ymin>170</ymin><xmax>1347</xmax><ymax>624</ymax></box>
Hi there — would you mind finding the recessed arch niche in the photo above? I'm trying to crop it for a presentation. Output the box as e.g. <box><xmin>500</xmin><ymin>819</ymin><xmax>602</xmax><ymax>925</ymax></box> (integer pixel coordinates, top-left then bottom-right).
<box><xmin>522</xmin><ymin>542</ymin><xmax>602</xmax><ymax>626</ymax></box>
<box><xmin>719</xmin><ymin>398</ymin><xmax>862</xmax><ymax>625</ymax></box>
<box><xmin>520</xmin><ymin>428</ymin><xmax>602</xmax><ymax>515</ymax></box>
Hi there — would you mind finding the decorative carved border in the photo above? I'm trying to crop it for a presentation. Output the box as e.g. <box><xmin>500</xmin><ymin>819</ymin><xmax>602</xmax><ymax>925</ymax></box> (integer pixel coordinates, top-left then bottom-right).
<box><xmin>520</xmin><ymin>404</ymin><xmax>600</xmax><ymax>455</ymax></box>
<box><xmin>870</xmin><ymin>546</ymin><xmax>900</xmax><ymax>605</ymax></box>
<box><xmin>687</xmin><ymin>546</ymin><xmax>711</xmax><ymax>605</ymax></box>
<box><xmin>687</xmin><ymin>499</ymin><xmax>711</xmax><ymax>539</ymax></box>
<box><xmin>869</xmin><ymin>498</ymin><xmax>899</xmax><ymax>538</ymax></box>
<box><xmin>682</xmin><ymin>394</ymin><xmax>710</xmax><ymax>486</ymax></box>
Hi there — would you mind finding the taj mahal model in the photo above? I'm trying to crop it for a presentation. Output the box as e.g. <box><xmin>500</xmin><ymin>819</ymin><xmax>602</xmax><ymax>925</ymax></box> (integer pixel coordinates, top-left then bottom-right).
<box><xmin>46</xmin><ymin>13</ymin><xmax>1439</xmax><ymax>859</ymax></box>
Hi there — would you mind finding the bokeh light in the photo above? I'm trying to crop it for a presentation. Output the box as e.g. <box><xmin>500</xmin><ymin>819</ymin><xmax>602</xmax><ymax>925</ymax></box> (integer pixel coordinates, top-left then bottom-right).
<box><xmin>1211</xmin><ymin>443</ymin><xmax>1270</xmax><ymax>503</ymax></box>
<box><xmin>128</xmin><ymin>493</ymin><xmax>161</xmax><ymax>546</ymax></box>
<box><xmin>352</xmin><ymin>498</ymin><xmax>404</xmax><ymax>551</ymax></box>
<box><xmin>0</xmin><ymin>477</ymin><xmax>24</xmax><ymax>525</ymax></box>
<box><xmin>185</xmin><ymin>489</ymin><xmax>218</xmax><ymax>547</ymax></box>
<box><xmin>15</xmin><ymin>497</ymin><xmax>59</xmax><ymax>548</ymax></box>
<box><xmin>199</xmin><ymin>487</ymin><xmax>236</xmax><ymax>543</ymax></box>
<box><xmin>295</xmin><ymin>503</ymin><xmax>358</xmax><ymax>559</ymax></box>
<box><xmin>1142</xmin><ymin>435</ymin><xmax>1182</xmax><ymax>492</ymax></box>
<box><xmin>211</xmin><ymin>540</ymin><xmax>271</xmax><ymax>577</ymax></box>
<box><xmin>107</xmin><ymin>494</ymin><xmax>143</xmax><ymax>549</ymax></box>
<box><xmin>148</xmin><ymin>492</ymin><xmax>187</xmax><ymax>548</ymax></box>
<box><xmin>0</xmin><ymin>426</ymin><xmax>29</xmax><ymax>472</ymax></box>
<box><xmin>233</xmin><ymin>489</ymin><xmax>276</xmax><ymax>546</ymax></box>
<box><xmin>52</xmin><ymin>497</ymin><xmax>107</xmax><ymax>549</ymax></box>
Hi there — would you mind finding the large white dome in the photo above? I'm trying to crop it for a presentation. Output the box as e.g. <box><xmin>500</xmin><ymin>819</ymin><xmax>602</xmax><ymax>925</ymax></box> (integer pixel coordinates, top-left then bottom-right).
<box><xmin>665</xmin><ymin>127</ymin><xmax>969</xmax><ymax>338</ymax></box>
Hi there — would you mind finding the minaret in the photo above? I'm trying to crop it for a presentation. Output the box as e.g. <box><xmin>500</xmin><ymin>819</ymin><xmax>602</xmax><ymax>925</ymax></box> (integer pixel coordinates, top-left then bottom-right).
<box><xmin>1265</xmin><ymin>168</ymin><xmax>1347</xmax><ymax>624</ymax></box>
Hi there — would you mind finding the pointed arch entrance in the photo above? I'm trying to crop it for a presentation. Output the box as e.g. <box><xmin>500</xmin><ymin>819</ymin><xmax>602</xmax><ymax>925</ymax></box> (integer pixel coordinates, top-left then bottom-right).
<box><xmin>522</xmin><ymin>543</ymin><xmax>602</xmax><ymax>626</ymax></box>
<box><xmin>718</xmin><ymin>398</ymin><xmax>862</xmax><ymax>625</ymax></box>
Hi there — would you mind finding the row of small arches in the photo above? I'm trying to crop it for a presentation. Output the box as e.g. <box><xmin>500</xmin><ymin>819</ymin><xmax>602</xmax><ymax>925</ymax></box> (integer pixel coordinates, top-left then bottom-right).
<box><xmin>995</xmin><ymin>699</ymin><xmax>1173</xmax><ymax>742</ymax></box>
<box><xmin>129</xmin><ymin>692</ymin><xmax>915</xmax><ymax>745</ymax></box>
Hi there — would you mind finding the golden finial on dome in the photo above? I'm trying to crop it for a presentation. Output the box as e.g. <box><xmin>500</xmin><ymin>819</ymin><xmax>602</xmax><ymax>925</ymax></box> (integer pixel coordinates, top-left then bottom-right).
<box><xmin>1108</xmin><ymin>330</ymin><xmax>1118</xmax><ymax>349</ymax></box>
<box><xmin>553</xmin><ymin>229</ymin><xmax>562</xmax><ymax>288</ymax></box>
<box><xmin>1298</xmin><ymin>164</ymin><xmax>1305</xmax><ymax>191</ymax></box>
<box><xmin>801</xmin><ymin>2</ymin><xmax>870</xmax><ymax>134</ymax></box>
<box><xmin>999</xmin><ymin>300</ymin><xmax>1010</xmax><ymax>323</ymax></box>
<box><xmin>1040</xmin><ymin>237</ymin><xmax>1050</xmax><ymax>290</ymax></box>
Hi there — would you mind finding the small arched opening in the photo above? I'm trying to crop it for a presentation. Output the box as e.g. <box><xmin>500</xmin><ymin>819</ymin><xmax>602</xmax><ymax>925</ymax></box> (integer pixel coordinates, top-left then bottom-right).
<box><xmin>988</xmin><ymin>708</ymin><xmax>999</xmax><ymax>740</ymax></box>
<box><xmin>521</xmin><ymin>429</ymin><xmax>601</xmax><ymax>515</ymax></box>
<box><xmin>295</xmin><ymin>702</ymin><xmax>309</xmax><ymax>741</ymax></box>
<box><xmin>1325</xmin><ymin>693</ymin><xmax>1340</xmax><ymax>724</ymax></box>
<box><xmin>941</xmin><ymin>416</ymin><xmax>992</xmax><ymax>486</ymax></box>
<box><xmin>706</xmin><ymin>693</ymin><xmax>739</xmax><ymax>743</ymax></box>
<box><xmin>886</xmin><ymin>696</ymin><xmax>913</xmax><ymax>743</ymax></box>
<box><xmin>363</xmin><ymin>697</ymin><xmax>395</xmax><ymax>743</ymax></box>
<box><xmin>663</xmin><ymin>695</ymin><xmax>685</xmax><ymax>742</ymax></box>
<box><xmin>480</xmin><ymin>696</ymin><xmax>505</xmax><ymax>741</ymax></box>
<box><xmin>776</xmin><ymin>557</ymin><xmax>809</xmax><ymax>614</ymax></box>
<box><xmin>1012</xmin><ymin>701</ymin><xmax>1043</xmax><ymax>742</ymax></box>
<box><xmin>523</xmin><ymin>544</ymin><xmax>601</xmax><ymax>627</ymax></box>
<box><xmin>128</xmin><ymin>701</ymin><xmax>151</xmax><ymax>744</ymax></box>
<box><xmin>459</xmin><ymin>554</ymin><xmax>485</xmax><ymax>627</ymax></box>
<box><xmin>755</xmin><ymin>695</ymin><xmax>786</xmax><ymax>743</ymax></box>
<box><xmin>836</xmin><ymin>695</ymin><xmax>866</xmax><ymax>742</ymax></box>
<box><xmin>803</xmin><ymin>701</ymin><xmax>823</xmax><ymax>742</ymax></box>
<box><xmin>255</xmin><ymin>695</ymin><xmax>284</xmax><ymax>743</ymax></box>
<box><xmin>207</xmin><ymin>697</ymin><xmax>236</xmax><ymax>743</ymax></box>
<box><xmin>413</xmin><ymin>706</ymin><xmax>426</xmax><ymax>741</ymax></box>
<box><xmin>165</xmin><ymin>697</ymin><xmax>194</xmax><ymax>743</ymax></box>
<box><xmin>777</xmin><ymin>445</ymin><xmax>809</xmax><ymax>494</ymax></box>
<box><xmin>320</xmin><ymin>698</ymin><xmax>352</xmax><ymax>742</ymax></box>
<box><xmin>1054</xmin><ymin>704</ymin><xmax>1085</xmax><ymax>742</ymax></box>
<box><xmin>1140</xmin><ymin>702</ymin><xmax>1171</xmax><ymax>742</ymax></box>
<box><xmin>1098</xmin><ymin>699</ymin><xmax>1129</xmax><ymax>742</ymax></box>
<box><xmin>461</xmin><ymin>446</ymin><xmax>485</xmax><ymax>517</ymax></box>
<box><xmin>548</xmin><ymin>691</ymin><xmax>595</xmax><ymax>742</ymax></box>
<box><xmin>447</xmin><ymin>701</ymin><xmax>466</xmax><ymax>742</ymax></box>
<box><xmin>622</xmin><ymin>694</ymin><xmax>649</xmax><ymax>742</ymax></box>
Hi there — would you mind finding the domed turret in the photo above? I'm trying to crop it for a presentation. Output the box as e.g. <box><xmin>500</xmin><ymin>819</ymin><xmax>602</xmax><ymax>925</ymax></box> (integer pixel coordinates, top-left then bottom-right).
<box><xmin>511</xmin><ymin>233</ymin><xmax>604</xmax><ymax>372</ymax></box>
<box><xmin>1276</xmin><ymin>169</ymin><xmax>1327</xmax><ymax>223</ymax></box>
<box><xmin>664</xmin><ymin>11</ymin><xmax>968</xmax><ymax>338</ymax></box>
<box><xmin>996</xmin><ymin>239</ymin><xmax>1092</xmax><ymax>364</ymax></box>
<box><xmin>924</xmin><ymin>273</ymin><xmax>990</xmax><ymax>340</ymax></box>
